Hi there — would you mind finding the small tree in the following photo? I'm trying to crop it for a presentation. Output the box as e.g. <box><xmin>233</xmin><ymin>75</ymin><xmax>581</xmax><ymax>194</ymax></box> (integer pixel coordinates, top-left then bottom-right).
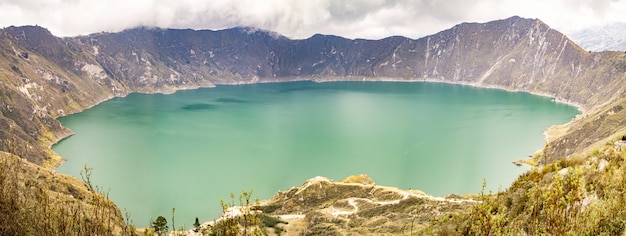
<box><xmin>212</xmin><ymin>190</ymin><xmax>265</xmax><ymax>235</ymax></box>
<box><xmin>80</xmin><ymin>164</ymin><xmax>94</xmax><ymax>191</ymax></box>
<box><xmin>171</xmin><ymin>208</ymin><xmax>175</xmax><ymax>233</ymax></box>
<box><xmin>193</xmin><ymin>217</ymin><xmax>201</xmax><ymax>232</ymax></box>
<box><xmin>152</xmin><ymin>216</ymin><xmax>168</xmax><ymax>235</ymax></box>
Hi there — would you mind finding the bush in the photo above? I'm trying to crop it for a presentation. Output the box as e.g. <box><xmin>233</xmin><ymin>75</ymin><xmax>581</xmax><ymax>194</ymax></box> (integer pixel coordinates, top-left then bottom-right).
<box><xmin>151</xmin><ymin>216</ymin><xmax>168</xmax><ymax>235</ymax></box>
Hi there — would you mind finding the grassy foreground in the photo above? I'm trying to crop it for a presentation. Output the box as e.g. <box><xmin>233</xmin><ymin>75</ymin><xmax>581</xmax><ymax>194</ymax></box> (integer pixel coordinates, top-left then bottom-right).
<box><xmin>0</xmin><ymin>145</ymin><xmax>127</xmax><ymax>235</ymax></box>
<box><xmin>430</xmin><ymin>140</ymin><xmax>626</xmax><ymax>235</ymax></box>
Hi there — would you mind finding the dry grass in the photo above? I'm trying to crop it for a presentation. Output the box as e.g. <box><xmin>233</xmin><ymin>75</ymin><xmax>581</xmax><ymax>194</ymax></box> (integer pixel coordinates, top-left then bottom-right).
<box><xmin>431</xmin><ymin>139</ymin><xmax>626</xmax><ymax>235</ymax></box>
<box><xmin>0</xmin><ymin>142</ymin><xmax>128</xmax><ymax>235</ymax></box>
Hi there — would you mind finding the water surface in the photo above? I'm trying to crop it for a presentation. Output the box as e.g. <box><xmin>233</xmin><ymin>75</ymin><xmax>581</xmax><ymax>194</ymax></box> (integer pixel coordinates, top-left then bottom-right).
<box><xmin>54</xmin><ymin>81</ymin><xmax>578</xmax><ymax>227</ymax></box>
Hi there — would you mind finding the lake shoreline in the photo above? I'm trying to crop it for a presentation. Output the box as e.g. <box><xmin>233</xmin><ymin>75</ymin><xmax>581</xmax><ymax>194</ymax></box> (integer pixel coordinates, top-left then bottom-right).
<box><xmin>51</xmin><ymin>76</ymin><xmax>583</xmax><ymax>172</ymax></box>
<box><xmin>52</xmin><ymin>76</ymin><xmax>582</xmax><ymax>163</ymax></box>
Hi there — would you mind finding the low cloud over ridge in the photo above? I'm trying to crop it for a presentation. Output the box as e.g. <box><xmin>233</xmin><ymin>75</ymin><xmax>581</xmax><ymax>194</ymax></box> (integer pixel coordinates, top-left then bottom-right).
<box><xmin>1</xmin><ymin>0</ymin><xmax>626</xmax><ymax>39</ymax></box>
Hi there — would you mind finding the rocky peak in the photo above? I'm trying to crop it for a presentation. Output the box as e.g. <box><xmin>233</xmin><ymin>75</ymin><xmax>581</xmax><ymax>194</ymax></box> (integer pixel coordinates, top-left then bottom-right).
<box><xmin>2</xmin><ymin>25</ymin><xmax>64</xmax><ymax>59</ymax></box>
<box><xmin>3</xmin><ymin>25</ymin><xmax>55</xmax><ymax>41</ymax></box>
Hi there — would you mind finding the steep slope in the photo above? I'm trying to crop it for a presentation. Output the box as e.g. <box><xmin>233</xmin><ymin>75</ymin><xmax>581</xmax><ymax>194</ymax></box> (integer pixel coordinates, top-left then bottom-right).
<box><xmin>436</xmin><ymin>136</ymin><xmax>626</xmax><ymax>234</ymax></box>
<box><xmin>546</xmin><ymin>95</ymin><xmax>626</xmax><ymax>161</ymax></box>
<box><xmin>0</xmin><ymin>151</ymin><xmax>126</xmax><ymax>234</ymax></box>
<box><xmin>0</xmin><ymin>26</ymin><xmax>126</xmax><ymax>165</ymax></box>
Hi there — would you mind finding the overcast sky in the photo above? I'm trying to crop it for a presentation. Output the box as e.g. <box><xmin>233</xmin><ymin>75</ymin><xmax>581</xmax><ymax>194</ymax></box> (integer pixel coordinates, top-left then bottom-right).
<box><xmin>1</xmin><ymin>0</ymin><xmax>625</xmax><ymax>39</ymax></box>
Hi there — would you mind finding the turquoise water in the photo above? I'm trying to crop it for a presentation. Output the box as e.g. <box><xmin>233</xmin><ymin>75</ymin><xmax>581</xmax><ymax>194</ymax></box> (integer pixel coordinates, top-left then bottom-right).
<box><xmin>53</xmin><ymin>81</ymin><xmax>578</xmax><ymax>227</ymax></box>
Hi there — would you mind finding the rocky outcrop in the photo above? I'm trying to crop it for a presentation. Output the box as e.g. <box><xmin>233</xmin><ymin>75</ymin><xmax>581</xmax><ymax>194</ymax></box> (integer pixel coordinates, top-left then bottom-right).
<box><xmin>190</xmin><ymin>175</ymin><xmax>473</xmax><ymax>235</ymax></box>
<box><xmin>260</xmin><ymin>175</ymin><xmax>474</xmax><ymax>235</ymax></box>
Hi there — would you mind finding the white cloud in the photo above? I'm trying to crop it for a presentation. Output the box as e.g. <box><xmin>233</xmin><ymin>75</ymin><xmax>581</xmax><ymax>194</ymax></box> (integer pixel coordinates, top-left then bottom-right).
<box><xmin>1</xmin><ymin>0</ymin><xmax>625</xmax><ymax>39</ymax></box>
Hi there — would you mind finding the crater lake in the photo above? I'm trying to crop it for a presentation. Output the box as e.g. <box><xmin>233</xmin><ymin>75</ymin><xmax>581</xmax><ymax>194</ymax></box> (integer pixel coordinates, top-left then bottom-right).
<box><xmin>53</xmin><ymin>81</ymin><xmax>579</xmax><ymax>227</ymax></box>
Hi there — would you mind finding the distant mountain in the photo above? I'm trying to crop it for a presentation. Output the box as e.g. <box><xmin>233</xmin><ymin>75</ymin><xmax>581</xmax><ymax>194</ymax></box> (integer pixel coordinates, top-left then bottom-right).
<box><xmin>70</xmin><ymin>16</ymin><xmax>623</xmax><ymax>110</ymax></box>
<box><xmin>567</xmin><ymin>22</ymin><xmax>626</xmax><ymax>52</ymax></box>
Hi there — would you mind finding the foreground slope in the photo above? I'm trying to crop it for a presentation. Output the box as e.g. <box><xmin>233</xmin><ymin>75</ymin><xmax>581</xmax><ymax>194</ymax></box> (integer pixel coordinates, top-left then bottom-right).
<box><xmin>0</xmin><ymin>150</ymin><xmax>126</xmax><ymax>234</ymax></box>
<box><xmin>435</xmin><ymin>138</ymin><xmax>626</xmax><ymax>235</ymax></box>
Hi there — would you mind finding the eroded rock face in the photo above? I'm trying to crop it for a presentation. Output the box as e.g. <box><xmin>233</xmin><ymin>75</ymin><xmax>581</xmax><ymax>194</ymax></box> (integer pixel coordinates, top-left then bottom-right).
<box><xmin>256</xmin><ymin>175</ymin><xmax>474</xmax><ymax>235</ymax></box>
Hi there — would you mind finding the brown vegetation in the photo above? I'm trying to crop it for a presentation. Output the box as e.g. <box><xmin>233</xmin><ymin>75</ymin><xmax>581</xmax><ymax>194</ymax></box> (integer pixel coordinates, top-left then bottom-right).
<box><xmin>431</xmin><ymin>140</ymin><xmax>626</xmax><ymax>235</ymax></box>
<box><xmin>0</xmin><ymin>150</ymin><xmax>127</xmax><ymax>235</ymax></box>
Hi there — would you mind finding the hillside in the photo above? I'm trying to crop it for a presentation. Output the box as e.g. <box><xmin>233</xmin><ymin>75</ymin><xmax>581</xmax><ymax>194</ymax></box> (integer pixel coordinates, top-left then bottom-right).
<box><xmin>1</xmin><ymin>16</ymin><xmax>626</xmax><ymax>234</ymax></box>
<box><xmin>0</xmin><ymin>150</ymin><xmax>127</xmax><ymax>234</ymax></box>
